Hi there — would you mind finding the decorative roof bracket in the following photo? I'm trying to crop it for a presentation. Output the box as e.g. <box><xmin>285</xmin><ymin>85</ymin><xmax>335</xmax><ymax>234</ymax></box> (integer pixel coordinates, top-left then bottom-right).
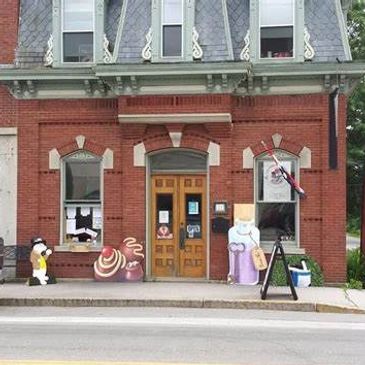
<box><xmin>103</xmin><ymin>34</ymin><xmax>113</xmax><ymax>64</ymax></box>
<box><xmin>192</xmin><ymin>27</ymin><xmax>203</xmax><ymax>60</ymax></box>
<box><xmin>304</xmin><ymin>27</ymin><xmax>315</xmax><ymax>60</ymax></box>
<box><xmin>44</xmin><ymin>34</ymin><xmax>54</xmax><ymax>67</ymax></box>
<box><xmin>142</xmin><ymin>28</ymin><xmax>152</xmax><ymax>61</ymax></box>
<box><xmin>240</xmin><ymin>30</ymin><xmax>250</xmax><ymax>62</ymax></box>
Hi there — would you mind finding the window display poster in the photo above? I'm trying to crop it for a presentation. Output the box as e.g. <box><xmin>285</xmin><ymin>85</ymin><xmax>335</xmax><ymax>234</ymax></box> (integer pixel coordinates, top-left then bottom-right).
<box><xmin>188</xmin><ymin>201</ymin><xmax>199</xmax><ymax>215</ymax></box>
<box><xmin>67</xmin><ymin>207</ymin><xmax>76</xmax><ymax>219</ymax></box>
<box><xmin>66</xmin><ymin>219</ymin><xmax>76</xmax><ymax>234</ymax></box>
<box><xmin>263</xmin><ymin>161</ymin><xmax>292</xmax><ymax>202</ymax></box>
<box><xmin>81</xmin><ymin>207</ymin><xmax>90</xmax><ymax>217</ymax></box>
<box><xmin>159</xmin><ymin>210</ymin><xmax>169</xmax><ymax>224</ymax></box>
<box><xmin>93</xmin><ymin>216</ymin><xmax>102</xmax><ymax>230</ymax></box>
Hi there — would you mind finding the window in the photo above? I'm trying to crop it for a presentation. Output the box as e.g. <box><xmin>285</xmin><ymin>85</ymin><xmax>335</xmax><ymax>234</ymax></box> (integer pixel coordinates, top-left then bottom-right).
<box><xmin>62</xmin><ymin>0</ymin><xmax>94</xmax><ymax>63</ymax></box>
<box><xmin>162</xmin><ymin>0</ymin><xmax>183</xmax><ymax>57</ymax></box>
<box><xmin>255</xmin><ymin>151</ymin><xmax>298</xmax><ymax>242</ymax></box>
<box><xmin>259</xmin><ymin>0</ymin><xmax>294</xmax><ymax>59</ymax></box>
<box><xmin>62</xmin><ymin>151</ymin><xmax>102</xmax><ymax>245</ymax></box>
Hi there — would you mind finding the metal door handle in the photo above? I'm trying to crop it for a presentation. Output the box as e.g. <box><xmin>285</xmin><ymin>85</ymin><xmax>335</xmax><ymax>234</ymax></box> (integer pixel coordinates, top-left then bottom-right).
<box><xmin>179</xmin><ymin>225</ymin><xmax>185</xmax><ymax>250</ymax></box>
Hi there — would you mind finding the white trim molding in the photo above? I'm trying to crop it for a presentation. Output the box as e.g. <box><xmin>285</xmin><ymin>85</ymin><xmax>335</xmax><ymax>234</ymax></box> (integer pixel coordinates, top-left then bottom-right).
<box><xmin>272</xmin><ymin>133</ymin><xmax>283</xmax><ymax>148</ymax></box>
<box><xmin>169</xmin><ymin>132</ymin><xmax>182</xmax><ymax>147</ymax></box>
<box><xmin>49</xmin><ymin>148</ymin><xmax>61</xmax><ymax>170</ymax></box>
<box><xmin>102</xmin><ymin>148</ymin><xmax>114</xmax><ymax>169</ymax></box>
<box><xmin>119</xmin><ymin>113</ymin><xmax>232</xmax><ymax>124</ymax></box>
<box><xmin>299</xmin><ymin>146</ymin><xmax>312</xmax><ymax>169</ymax></box>
<box><xmin>0</xmin><ymin>127</ymin><xmax>17</xmax><ymax>135</ymax></box>
<box><xmin>208</xmin><ymin>142</ymin><xmax>220</xmax><ymax>166</ymax></box>
<box><xmin>134</xmin><ymin>142</ymin><xmax>146</xmax><ymax>167</ymax></box>
<box><xmin>242</xmin><ymin>147</ymin><xmax>254</xmax><ymax>169</ymax></box>
<box><xmin>75</xmin><ymin>135</ymin><xmax>86</xmax><ymax>149</ymax></box>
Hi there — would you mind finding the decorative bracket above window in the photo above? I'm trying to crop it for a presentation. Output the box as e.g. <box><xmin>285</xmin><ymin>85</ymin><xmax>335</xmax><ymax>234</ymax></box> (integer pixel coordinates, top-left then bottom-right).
<box><xmin>44</xmin><ymin>34</ymin><xmax>54</xmax><ymax>67</ymax></box>
<box><xmin>192</xmin><ymin>27</ymin><xmax>203</xmax><ymax>60</ymax></box>
<box><xmin>240</xmin><ymin>30</ymin><xmax>250</xmax><ymax>62</ymax></box>
<box><xmin>142</xmin><ymin>27</ymin><xmax>153</xmax><ymax>61</ymax></box>
<box><xmin>304</xmin><ymin>27</ymin><xmax>315</xmax><ymax>60</ymax></box>
<box><xmin>103</xmin><ymin>34</ymin><xmax>113</xmax><ymax>64</ymax></box>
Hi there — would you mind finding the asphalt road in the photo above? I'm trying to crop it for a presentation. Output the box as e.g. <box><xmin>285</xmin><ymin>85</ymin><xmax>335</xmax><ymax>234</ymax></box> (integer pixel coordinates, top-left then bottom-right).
<box><xmin>0</xmin><ymin>307</ymin><xmax>365</xmax><ymax>365</ymax></box>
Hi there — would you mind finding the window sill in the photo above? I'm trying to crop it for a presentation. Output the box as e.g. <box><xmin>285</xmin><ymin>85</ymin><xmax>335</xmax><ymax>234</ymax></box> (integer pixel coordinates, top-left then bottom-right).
<box><xmin>54</xmin><ymin>245</ymin><xmax>102</xmax><ymax>253</ymax></box>
<box><xmin>260</xmin><ymin>242</ymin><xmax>305</xmax><ymax>255</ymax></box>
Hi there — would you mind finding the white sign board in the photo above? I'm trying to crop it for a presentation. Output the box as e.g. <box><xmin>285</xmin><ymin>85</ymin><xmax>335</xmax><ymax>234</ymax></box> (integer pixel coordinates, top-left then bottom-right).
<box><xmin>0</xmin><ymin>133</ymin><xmax>17</xmax><ymax>246</ymax></box>
<box><xmin>263</xmin><ymin>161</ymin><xmax>292</xmax><ymax>202</ymax></box>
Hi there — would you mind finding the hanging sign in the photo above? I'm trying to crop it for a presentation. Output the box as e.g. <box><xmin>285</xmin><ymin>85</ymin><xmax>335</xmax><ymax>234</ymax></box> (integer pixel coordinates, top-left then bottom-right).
<box><xmin>263</xmin><ymin>161</ymin><xmax>292</xmax><ymax>202</ymax></box>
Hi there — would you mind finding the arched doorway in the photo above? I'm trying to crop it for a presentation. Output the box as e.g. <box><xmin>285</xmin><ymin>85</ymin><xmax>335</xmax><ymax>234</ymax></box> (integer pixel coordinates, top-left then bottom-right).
<box><xmin>148</xmin><ymin>149</ymin><xmax>208</xmax><ymax>279</ymax></box>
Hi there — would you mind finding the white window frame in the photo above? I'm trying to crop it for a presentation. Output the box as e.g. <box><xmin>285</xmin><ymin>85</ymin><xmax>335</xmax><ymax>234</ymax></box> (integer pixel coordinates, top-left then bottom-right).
<box><xmin>61</xmin><ymin>0</ymin><xmax>95</xmax><ymax>64</ymax></box>
<box><xmin>254</xmin><ymin>150</ymin><xmax>300</xmax><ymax>246</ymax></box>
<box><xmin>259</xmin><ymin>0</ymin><xmax>295</xmax><ymax>60</ymax></box>
<box><xmin>249</xmin><ymin>0</ymin><xmax>305</xmax><ymax>63</ymax></box>
<box><xmin>161</xmin><ymin>0</ymin><xmax>184</xmax><ymax>58</ymax></box>
<box><xmin>151</xmin><ymin>0</ymin><xmax>195</xmax><ymax>62</ymax></box>
<box><xmin>60</xmin><ymin>151</ymin><xmax>103</xmax><ymax>247</ymax></box>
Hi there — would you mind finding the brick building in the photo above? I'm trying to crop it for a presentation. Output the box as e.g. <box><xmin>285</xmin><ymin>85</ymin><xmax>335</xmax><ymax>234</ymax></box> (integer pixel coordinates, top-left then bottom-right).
<box><xmin>0</xmin><ymin>0</ymin><xmax>363</xmax><ymax>283</ymax></box>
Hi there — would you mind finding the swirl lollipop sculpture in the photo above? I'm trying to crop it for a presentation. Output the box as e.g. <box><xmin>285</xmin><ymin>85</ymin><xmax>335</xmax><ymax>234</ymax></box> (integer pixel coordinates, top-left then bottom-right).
<box><xmin>94</xmin><ymin>237</ymin><xmax>144</xmax><ymax>282</ymax></box>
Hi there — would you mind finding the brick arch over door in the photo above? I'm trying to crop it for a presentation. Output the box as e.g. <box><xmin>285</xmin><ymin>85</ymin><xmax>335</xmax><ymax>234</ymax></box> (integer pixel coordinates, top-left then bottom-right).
<box><xmin>141</xmin><ymin>124</ymin><xmax>213</xmax><ymax>155</ymax></box>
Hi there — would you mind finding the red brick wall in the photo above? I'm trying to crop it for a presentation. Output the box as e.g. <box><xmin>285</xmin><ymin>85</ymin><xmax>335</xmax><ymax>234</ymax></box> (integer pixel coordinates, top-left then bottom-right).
<box><xmin>1</xmin><ymin>93</ymin><xmax>347</xmax><ymax>282</ymax></box>
<box><xmin>0</xmin><ymin>0</ymin><xmax>19</xmax><ymax>64</ymax></box>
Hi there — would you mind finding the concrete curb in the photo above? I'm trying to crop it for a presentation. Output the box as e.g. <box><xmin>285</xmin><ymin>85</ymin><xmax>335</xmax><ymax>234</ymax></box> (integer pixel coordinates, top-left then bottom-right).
<box><xmin>1</xmin><ymin>297</ymin><xmax>364</xmax><ymax>314</ymax></box>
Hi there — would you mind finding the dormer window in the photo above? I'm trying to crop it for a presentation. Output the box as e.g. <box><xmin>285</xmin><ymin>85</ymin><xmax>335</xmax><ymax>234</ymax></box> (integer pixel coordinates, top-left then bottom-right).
<box><xmin>162</xmin><ymin>0</ymin><xmax>183</xmax><ymax>57</ymax></box>
<box><xmin>259</xmin><ymin>0</ymin><xmax>294</xmax><ymax>59</ymax></box>
<box><xmin>62</xmin><ymin>0</ymin><xmax>94</xmax><ymax>63</ymax></box>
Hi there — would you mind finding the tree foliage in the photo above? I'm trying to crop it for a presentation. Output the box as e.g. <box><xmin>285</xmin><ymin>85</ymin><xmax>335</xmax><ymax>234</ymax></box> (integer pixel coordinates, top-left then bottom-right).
<box><xmin>347</xmin><ymin>1</ymin><xmax>365</xmax><ymax>231</ymax></box>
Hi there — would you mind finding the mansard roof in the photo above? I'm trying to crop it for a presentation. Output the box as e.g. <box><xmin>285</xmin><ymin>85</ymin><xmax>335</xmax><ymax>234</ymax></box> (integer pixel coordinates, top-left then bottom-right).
<box><xmin>15</xmin><ymin>0</ymin><xmax>352</xmax><ymax>68</ymax></box>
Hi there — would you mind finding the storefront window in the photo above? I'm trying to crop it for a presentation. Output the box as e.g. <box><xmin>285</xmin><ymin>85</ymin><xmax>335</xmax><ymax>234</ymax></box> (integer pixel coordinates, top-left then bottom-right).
<box><xmin>62</xmin><ymin>151</ymin><xmax>102</xmax><ymax>245</ymax></box>
<box><xmin>255</xmin><ymin>151</ymin><xmax>298</xmax><ymax>242</ymax></box>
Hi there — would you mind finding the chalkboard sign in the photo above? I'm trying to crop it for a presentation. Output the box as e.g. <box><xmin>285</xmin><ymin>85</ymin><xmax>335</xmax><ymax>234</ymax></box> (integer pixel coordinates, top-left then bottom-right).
<box><xmin>260</xmin><ymin>238</ymin><xmax>298</xmax><ymax>301</ymax></box>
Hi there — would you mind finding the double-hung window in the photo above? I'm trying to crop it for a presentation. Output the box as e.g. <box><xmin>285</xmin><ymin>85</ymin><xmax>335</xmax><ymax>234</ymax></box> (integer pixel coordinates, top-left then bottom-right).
<box><xmin>62</xmin><ymin>0</ymin><xmax>94</xmax><ymax>63</ymax></box>
<box><xmin>255</xmin><ymin>151</ymin><xmax>298</xmax><ymax>243</ymax></box>
<box><xmin>259</xmin><ymin>0</ymin><xmax>294</xmax><ymax>59</ymax></box>
<box><xmin>162</xmin><ymin>0</ymin><xmax>183</xmax><ymax>57</ymax></box>
<box><xmin>62</xmin><ymin>151</ymin><xmax>102</xmax><ymax>246</ymax></box>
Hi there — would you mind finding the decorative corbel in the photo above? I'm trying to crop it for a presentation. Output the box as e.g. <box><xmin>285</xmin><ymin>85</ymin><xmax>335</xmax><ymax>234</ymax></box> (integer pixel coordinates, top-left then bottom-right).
<box><xmin>97</xmin><ymin>80</ymin><xmax>107</xmax><ymax>95</ymax></box>
<box><xmin>44</xmin><ymin>34</ymin><xmax>54</xmax><ymax>67</ymax></box>
<box><xmin>324</xmin><ymin>75</ymin><xmax>331</xmax><ymax>90</ymax></box>
<box><xmin>221</xmin><ymin>74</ymin><xmax>228</xmax><ymax>90</ymax></box>
<box><xmin>26</xmin><ymin>80</ymin><xmax>36</xmax><ymax>95</ymax></box>
<box><xmin>304</xmin><ymin>27</ymin><xmax>315</xmax><ymax>60</ymax></box>
<box><xmin>247</xmin><ymin>74</ymin><xmax>254</xmax><ymax>93</ymax></box>
<box><xmin>115</xmin><ymin>76</ymin><xmax>124</xmax><ymax>94</ymax></box>
<box><xmin>103</xmin><ymin>34</ymin><xmax>113</xmax><ymax>64</ymax></box>
<box><xmin>83</xmin><ymin>80</ymin><xmax>92</xmax><ymax>95</ymax></box>
<box><xmin>240</xmin><ymin>30</ymin><xmax>250</xmax><ymax>62</ymax></box>
<box><xmin>340</xmin><ymin>74</ymin><xmax>346</xmax><ymax>92</ymax></box>
<box><xmin>142</xmin><ymin>27</ymin><xmax>152</xmax><ymax>61</ymax></box>
<box><xmin>206</xmin><ymin>74</ymin><xmax>214</xmax><ymax>92</ymax></box>
<box><xmin>130</xmin><ymin>76</ymin><xmax>138</xmax><ymax>93</ymax></box>
<box><xmin>192</xmin><ymin>27</ymin><xmax>203</xmax><ymax>60</ymax></box>
<box><xmin>12</xmin><ymin>81</ymin><xmax>22</xmax><ymax>97</ymax></box>
<box><xmin>261</xmin><ymin>76</ymin><xmax>268</xmax><ymax>91</ymax></box>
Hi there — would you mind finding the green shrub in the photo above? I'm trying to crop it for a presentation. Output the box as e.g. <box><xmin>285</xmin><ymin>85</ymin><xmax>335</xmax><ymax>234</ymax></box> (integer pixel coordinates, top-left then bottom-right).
<box><xmin>271</xmin><ymin>255</ymin><xmax>324</xmax><ymax>287</ymax></box>
<box><xmin>347</xmin><ymin>248</ymin><xmax>365</xmax><ymax>287</ymax></box>
<box><xmin>345</xmin><ymin>279</ymin><xmax>363</xmax><ymax>290</ymax></box>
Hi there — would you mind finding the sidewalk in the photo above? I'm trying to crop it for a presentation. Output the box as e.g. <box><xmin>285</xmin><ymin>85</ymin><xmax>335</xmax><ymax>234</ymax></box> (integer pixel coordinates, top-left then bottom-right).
<box><xmin>1</xmin><ymin>281</ymin><xmax>365</xmax><ymax>314</ymax></box>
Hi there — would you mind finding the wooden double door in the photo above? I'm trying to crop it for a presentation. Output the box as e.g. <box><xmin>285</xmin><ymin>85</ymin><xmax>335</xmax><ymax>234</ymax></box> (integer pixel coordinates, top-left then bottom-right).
<box><xmin>151</xmin><ymin>175</ymin><xmax>207</xmax><ymax>278</ymax></box>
